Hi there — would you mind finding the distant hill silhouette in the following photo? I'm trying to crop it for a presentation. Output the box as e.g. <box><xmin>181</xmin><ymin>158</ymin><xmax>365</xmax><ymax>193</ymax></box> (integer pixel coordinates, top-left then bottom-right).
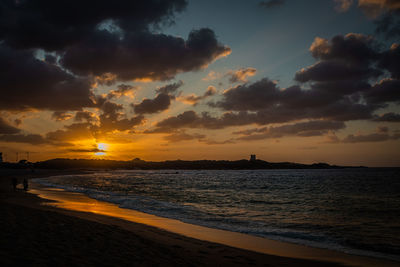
<box><xmin>1</xmin><ymin>158</ymin><xmax>364</xmax><ymax>170</ymax></box>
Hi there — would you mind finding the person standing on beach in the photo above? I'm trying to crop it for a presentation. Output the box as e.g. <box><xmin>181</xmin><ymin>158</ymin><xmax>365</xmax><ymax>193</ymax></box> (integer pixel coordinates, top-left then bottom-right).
<box><xmin>12</xmin><ymin>177</ymin><xmax>17</xmax><ymax>191</ymax></box>
<box><xmin>23</xmin><ymin>178</ymin><xmax>28</xmax><ymax>191</ymax></box>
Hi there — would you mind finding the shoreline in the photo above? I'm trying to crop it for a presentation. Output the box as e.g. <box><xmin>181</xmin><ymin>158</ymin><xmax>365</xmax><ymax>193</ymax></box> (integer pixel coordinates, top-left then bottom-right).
<box><xmin>1</xmin><ymin>169</ymin><xmax>398</xmax><ymax>266</ymax></box>
<box><xmin>30</xmin><ymin>181</ymin><xmax>398</xmax><ymax>267</ymax></box>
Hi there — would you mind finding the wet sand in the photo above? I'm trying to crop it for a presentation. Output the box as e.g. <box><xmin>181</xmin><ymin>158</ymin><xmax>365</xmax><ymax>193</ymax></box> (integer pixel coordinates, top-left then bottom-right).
<box><xmin>0</xmin><ymin>169</ymin><xmax>397</xmax><ymax>266</ymax></box>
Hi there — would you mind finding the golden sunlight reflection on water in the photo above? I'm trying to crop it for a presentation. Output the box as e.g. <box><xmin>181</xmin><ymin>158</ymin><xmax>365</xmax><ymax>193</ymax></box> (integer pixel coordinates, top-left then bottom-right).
<box><xmin>28</xmin><ymin>185</ymin><xmax>393</xmax><ymax>267</ymax></box>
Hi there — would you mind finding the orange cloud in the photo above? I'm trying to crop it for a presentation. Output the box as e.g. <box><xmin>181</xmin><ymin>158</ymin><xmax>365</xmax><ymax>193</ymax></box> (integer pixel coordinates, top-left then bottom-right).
<box><xmin>227</xmin><ymin>67</ymin><xmax>257</xmax><ymax>83</ymax></box>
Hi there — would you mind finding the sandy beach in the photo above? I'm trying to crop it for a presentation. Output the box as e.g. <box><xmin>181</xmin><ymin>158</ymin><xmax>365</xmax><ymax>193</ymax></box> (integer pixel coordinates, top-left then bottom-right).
<box><xmin>0</xmin><ymin>169</ymin><xmax>397</xmax><ymax>266</ymax></box>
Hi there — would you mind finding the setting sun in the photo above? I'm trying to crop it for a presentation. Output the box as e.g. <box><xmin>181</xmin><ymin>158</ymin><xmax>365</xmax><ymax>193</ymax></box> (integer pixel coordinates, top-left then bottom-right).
<box><xmin>95</xmin><ymin>143</ymin><xmax>109</xmax><ymax>156</ymax></box>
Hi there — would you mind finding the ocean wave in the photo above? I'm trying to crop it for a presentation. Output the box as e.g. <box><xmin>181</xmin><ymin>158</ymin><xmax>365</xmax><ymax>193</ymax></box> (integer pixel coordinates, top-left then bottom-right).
<box><xmin>32</xmin><ymin>170</ymin><xmax>400</xmax><ymax>262</ymax></box>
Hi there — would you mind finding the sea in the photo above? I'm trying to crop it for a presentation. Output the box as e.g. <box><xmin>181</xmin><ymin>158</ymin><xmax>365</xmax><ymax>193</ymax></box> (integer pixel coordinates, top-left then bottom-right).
<box><xmin>34</xmin><ymin>168</ymin><xmax>400</xmax><ymax>261</ymax></box>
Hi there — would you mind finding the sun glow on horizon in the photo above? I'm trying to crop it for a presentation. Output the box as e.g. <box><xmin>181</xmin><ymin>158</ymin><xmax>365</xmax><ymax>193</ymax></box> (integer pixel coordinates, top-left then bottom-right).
<box><xmin>95</xmin><ymin>142</ymin><xmax>109</xmax><ymax>156</ymax></box>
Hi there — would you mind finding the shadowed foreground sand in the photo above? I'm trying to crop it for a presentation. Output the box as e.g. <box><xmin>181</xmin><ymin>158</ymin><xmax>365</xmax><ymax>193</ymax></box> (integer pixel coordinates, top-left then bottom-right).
<box><xmin>0</xmin><ymin>169</ymin><xmax>392</xmax><ymax>266</ymax></box>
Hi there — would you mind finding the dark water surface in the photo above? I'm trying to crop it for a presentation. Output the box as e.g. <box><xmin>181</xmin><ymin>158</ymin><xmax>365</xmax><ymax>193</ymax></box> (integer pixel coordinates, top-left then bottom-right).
<box><xmin>35</xmin><ymin>168</ymin><xmax>400</xmax><ymax>261</ymax></box>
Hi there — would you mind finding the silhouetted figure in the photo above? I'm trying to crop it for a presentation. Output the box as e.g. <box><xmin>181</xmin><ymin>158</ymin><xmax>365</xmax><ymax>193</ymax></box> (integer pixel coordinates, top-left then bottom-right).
<box><xmin>23</xmin><ymin>178</ymin><xmax>28</xmax><ymax>191</ymax></box>
<box><xmin>12</xmin><ymin>177</ymin><xmax>17</xmax><ymax>191</ymax></box>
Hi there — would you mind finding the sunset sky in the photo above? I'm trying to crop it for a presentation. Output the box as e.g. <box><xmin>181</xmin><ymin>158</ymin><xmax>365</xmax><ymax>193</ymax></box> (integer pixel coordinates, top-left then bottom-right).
<box><xmin>0</xmin><ymin>0</ymin><xmax>399</xmax><ymax>166</ymax></box>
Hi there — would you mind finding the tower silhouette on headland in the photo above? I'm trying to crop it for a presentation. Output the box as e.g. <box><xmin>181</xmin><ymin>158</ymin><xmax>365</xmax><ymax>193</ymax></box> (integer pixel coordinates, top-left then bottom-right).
<box><xmin>250</xmin><ymin>154</ymin><xmax>256</xmax><ymax>161</ymax></box>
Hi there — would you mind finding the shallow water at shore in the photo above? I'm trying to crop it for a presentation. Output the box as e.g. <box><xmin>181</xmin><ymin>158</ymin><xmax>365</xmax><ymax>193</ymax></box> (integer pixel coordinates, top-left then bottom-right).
<box><xmin>34</xmin><ymin>168</ymin><xmax>400</xmax><ymax>262</ymax></box>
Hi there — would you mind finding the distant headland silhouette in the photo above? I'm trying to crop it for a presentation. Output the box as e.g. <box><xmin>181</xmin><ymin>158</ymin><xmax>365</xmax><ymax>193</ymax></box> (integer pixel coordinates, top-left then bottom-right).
<box><xmin>0</xmin><ymin>156</ymin><xmax>365</xmax><ymax>170</ymax></box>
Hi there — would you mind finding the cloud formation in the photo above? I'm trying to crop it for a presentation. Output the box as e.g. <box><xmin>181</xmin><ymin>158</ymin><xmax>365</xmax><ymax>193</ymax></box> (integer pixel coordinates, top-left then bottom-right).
<box><xmin>147</xmin><ymin>33</ymin><xmax>399</xmax><ymax>136</ymax></box>
<box><xmin>52</xmin><ymin>111</ymin><xmax>73</xmax><ymax>122</ymax></box>
<box><xmin>0</xmin><ymin>117</ymin><xmax>20</xmax><ymax>134</ymax></box>
<box><xmin>133</xmin><ymin>93</ymin><xmax>173</xmax><ymax>114</ymax></box>
<box><xmin>0</xmin><ymin>0</ymin><xmax>187</xmax><ymax>50</ymax></box>
<box><xmin>163</xmin><ymin>131</ymin><xmax>206</xmax><ymax>142</ymax></box>
<box><xmin>132</xmin><ymin>81</ymin><xmax>184</xmax><ymax>114</ymax></box>
<box><xmin>106</xmin><ymin>84</ymin><xmax>137</xmax><ymax>100</ymax></box>
<box><xmin>156</xmin><ymin>81</ymin><xmax>184</xmax><ymax>95</ymax></box>
<box><xmin>179</xmin><ymin>86</ymin><xmax>217</xmax><ymax>105</ymax></box>
<box><xmin>227</xmin><ymin>68</ymin><xmax>257</xmax><ymax>83</ymax></box>
<box><xmin>358</xmin><ymin>0</ymin><xmax>400</xmax><ymax>18</ymax></box>
<box><xmin>61</xmin><ymin>29</ymin><xmax>231</xmax><ymax>81</ymax></box>
<box><xmin>0</xmin><ymin>1</ymin><xmax>230</xmax><ymax>113</ymax></box>
<box><xmin>234</xmin><ymin>120</ymin><xmax>346</xmax><ymax>141</ymax></box>
<box><xmin>0</xmin><ymin>134</ymin><xmax>47</xmax><ymax>145</ymax></box>
<box><xmin>373</xmin><ymin>112</ymin><xmax>400</xmax><ymax>122</ymax></box>
<box><xmin>75</xmin><ymin>111</ymin><xmax>98</xmax><ymax>123</ymax></box>
<box><xmin>0</xmin><ymin>44</ymin><xmax>95</xmax><ymax>111</ymax></box>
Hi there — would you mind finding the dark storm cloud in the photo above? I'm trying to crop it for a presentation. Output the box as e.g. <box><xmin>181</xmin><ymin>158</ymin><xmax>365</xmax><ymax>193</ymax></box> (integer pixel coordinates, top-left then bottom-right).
<box><xmin>296</xmin><ymin>34</ymin><xmax>382</xmax><ymax>85</ymax></box>
<box><xmin>133</xmin><ymin>93</ymin><xmax>172</xmax><ymax>114</ymax></box>
<box><xmin>309</xmin><ymin>80</ymin><xmax>371</xmax><ymax>95</ymax></box>
<box><xmin>69</xmin><ymin>147</ymin><xmax>105</xmax><ymax>153</ymax></box>
<box><xmin>206</xmin><ymin>34</ymin><xmax>397</xmax><ymax>128</ymax></box>
<box><xmin>0</xmin><ymin>0</ymin><xmax>187</xmax><ymax>51</ymax></box>
<box><xmin>0</xmin><ymin>117</ymin><xmax>20</xmax><ymax>134</ymax></box>
<box><xmin>147</xmin><ymin>109</ymin><xmax>290</xmax><ymax>133</ymax></box>
<box><xmin>365</xmin><ymin>78</ymin><xmax>400</xmax><ymax>104</ymax></box>
<box><xmin>132</xmin><ymin>81</ymin><xmax>185</xmax><ymax>114</ymax></box>
<box><xmin>163</xmin><ymin>131</ymin><xmax>206</xmax><ymax>142</ymax></box>
<box><xmin>0</xmin><ymin>134</ymin><xmax>47</xmax><ymax>145</ymax></box>
<box><xmin>74</xmin><ymin>111</ymin><xmax>98</xmax><ymax>123</ymax></box>
<box><xmin>295</xmin><ymin>33</ymin><xmax>400</xmax><ymax>109</ymax></box>
<box><xmin>0</xmin><ymin>117</ymin><xmax>50</xmax><ymax>145</ymax></box>
<box><xmin>309</xmin><ymin>34</ymin><xmax>379</xmax><ymax>64</ymax></box>
<box><xmin>234</xmin><ymin>120</ymin><xmax>346</xmax><ymax>141</ymax></box>
<box><xmin>47</xmin><ymin>116</ymin><xmax>144</xmax><ymax>142</ymax></box>
<box><xmin>210</xmin><ymin>78</ymin><xmax>280</xmax><ymax>111</ymax></box>
<box><xmin>153</xmin><ymin>33</ymin><xmax>400</xmax><ymax>134</ymax></box>
<box><xmin>209</xmin><ymin>78</ymin><xmax>376</xmax><ymax>123</ymax></box>
<box><xmin>98</xmin><ymin>100</ymin><xmax>144</xmax><ymax>132</ymax></box>
<box><xmin>0</xmin><ymin>0</ymin><xmax>230</xmax><ymax>113</ymax></box>
<box><xmin>294</xmin><ymin>60</ymin><xmax>381</xmax><ymax>83</ymax></box>
<box><xmin>0</xmin><ymin>44</ymin><xmax>95</xmax><ymax>111</ymax></box>
<box><xmin>61</xmin><ymin>28</ymin><xmax>231</xmax><ymax>81</ymax></box>
<box><xmin>373</xmin><ymin>112</ymin><xmax>400</xmax><ymax>122</ymax></box>
<box><xmin>375</xmin><ymin>13</ymin><xmax>400</xmax><ymax>40</ymax></box>
<box><xmin>51</xmin><ymin>111</ymin><xmax>73</xmax><ymax>121</ymax></box>
<box><xmin>148</xmin><ymin>97</ymin><xmax>375</xmax><ymax>133</ymax></box>
<box><xmin>45</xmin><ymin>99</ymin><xmax>145</xmax><ymax>142</ymax></box>
<box><xmin>99</xmin><ymin>116</ymin><xmax>144</xmax><ymax>133</ymax></box>
<box><xmin>44</xmin><ymin>54</ymin><xmax>57</xmax><ymax>65</ymax></box>
<box><xmin>379</xmin><ymin>44</ymin><xmax>400</xmax><ymax>79</ymax></box>
<box><xmin>155</xmin><ymin>81</ymin><xmax>183</xmax><ymax>95</ymax></box>
<box><xmin>259</xmin><ymin>0</ymin><xmax>285</xmax><ymax>9</ymax></box>
<box><xmin>145</xmin><ymin>110</ymin><xmax>231</xmax><ymax>132</ymax></box>
<box><xmin>146</xmin><ymin>110</ymin><xmax>199</xmax><ymax>133</ymax></box>
<box><xmin>106</xmin><ymin>84</ymin><xmax>137</xmax><ymax>100</ymax></box>
<box><xmin>99</xmin><ymin>101</ymin><xmax>124</xmax><ymax>121</ymax></box>
<box><xmin>46</xmin><ymin>123</ymin><xmax>94</xmax><ymax>142</ymax></box>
